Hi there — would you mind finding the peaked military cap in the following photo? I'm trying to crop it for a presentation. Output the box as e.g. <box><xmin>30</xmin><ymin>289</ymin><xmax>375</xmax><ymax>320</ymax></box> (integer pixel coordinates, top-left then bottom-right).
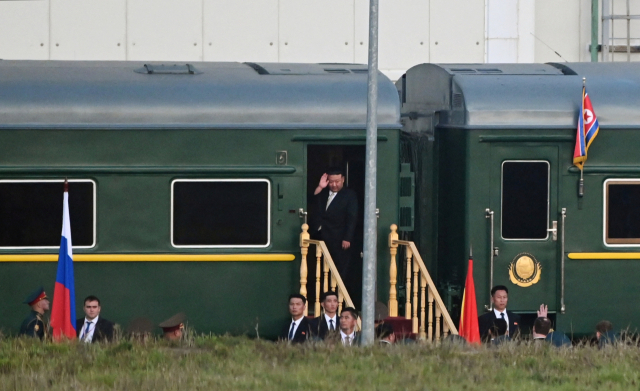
<box><xmin>23</xmin><ymin>287</ymin><xmax>47</xmax><ymax>306</ymax></box>
<box><xmin>159</xmin><ymin>312</ymin><xmax>186</xmax><ymax>333</ymax></box>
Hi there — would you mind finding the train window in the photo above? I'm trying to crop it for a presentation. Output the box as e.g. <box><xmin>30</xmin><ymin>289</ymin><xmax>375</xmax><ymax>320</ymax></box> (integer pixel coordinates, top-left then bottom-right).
<box><xmin>172</xmin><ymin>179</ymin><xmax>270</xmax><ymax>248</ymax></box>
<box><xmin>605</xmin><ymin>180</ymin><xmax>640</xmax><ymax>245</ymax></box>
<box><xmin>501</xmin><ymin>161</ymin><xmax>549</xmax><ymax>240</ymax></box>
<box><xmin>0</xmin><ymin>180</ymin><xmax>95</xmax><ymax>248</ymax></box>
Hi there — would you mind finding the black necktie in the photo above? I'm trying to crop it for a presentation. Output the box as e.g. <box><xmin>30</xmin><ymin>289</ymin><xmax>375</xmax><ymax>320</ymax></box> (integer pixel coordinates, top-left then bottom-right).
<box><xmin>500</xmin><ymin>313</ymin><xmax>505</xmax><ymax>319</ymax></box>
<box><xmin>288</xmin><ymin>321</ymin><xmax>295</xmax><ymax>340</ymax></box>
<box><xmin>329</xmin><ymin>319</ymin><xmax>334</xmax><ymax>331</ymax></box>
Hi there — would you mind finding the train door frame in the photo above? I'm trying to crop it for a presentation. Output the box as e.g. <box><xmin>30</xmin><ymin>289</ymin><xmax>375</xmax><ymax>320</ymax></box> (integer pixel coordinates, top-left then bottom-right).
<box><xmin>487</xmin><ymin>144</ymin><xmax>561</xmax><ymax>316</ymax></box>
<box><xmin>303</xmin><ymin>144</ymin><xmax>366</xmax><ymax>309</ymax></box>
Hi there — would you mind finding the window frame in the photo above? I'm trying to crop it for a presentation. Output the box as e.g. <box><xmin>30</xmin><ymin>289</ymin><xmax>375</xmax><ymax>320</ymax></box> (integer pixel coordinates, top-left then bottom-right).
<box><xmin>0</xmin><ymin>179</ymin><xmax>97</xmax><ymax>250</ymax></box>
<box><xmin>500</xmin><ymin>160</ymin><xmax>550</xmax><ymax>241</ymax></box>
<box><xmin>603</xmin><ymin>178</ymin><xmax>640</xmax><ymax>247</ymax></box>
<box><xmin>170</xmin><ymin>178</ymin><xmax>271</xmax><ymax>249</ymax></box>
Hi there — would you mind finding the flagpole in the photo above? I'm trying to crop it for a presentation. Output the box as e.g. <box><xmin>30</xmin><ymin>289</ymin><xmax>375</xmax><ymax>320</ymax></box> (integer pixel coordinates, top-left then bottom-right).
<box><xmin>578</xmin><ymin>78</ymin><xmax>586</xmax><ymax>198</ymax></box>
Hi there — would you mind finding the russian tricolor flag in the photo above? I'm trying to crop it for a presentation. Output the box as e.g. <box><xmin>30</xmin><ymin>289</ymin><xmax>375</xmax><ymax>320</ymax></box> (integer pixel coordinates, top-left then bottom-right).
<box><xmin>50</xmin><ymin>180</ymin><xmax>77</xmax><ymax>341</ymax></box>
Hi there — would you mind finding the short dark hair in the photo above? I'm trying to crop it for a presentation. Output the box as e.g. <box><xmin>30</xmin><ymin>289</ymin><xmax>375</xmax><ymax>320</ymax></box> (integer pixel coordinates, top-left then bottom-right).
<box><xmin>491</xmin><ymin>285</ymin><xmax>509</xmax><ymax>296</ymax></box>
<box><xmin>375</xmin><ymin>323</ymin><xmax>394</xmax><ymax>339</ymax></box>
<box><xmin>491</xmin><ymin>318</ymin><xmax>507</xmax><ymax>336</ymax></box>
<box><xmin>533</xmin><ymin>317</ymin><xmax>552</xmax><ymax>335</ymax></box>
<box><xmin>288</xmin><ymin>294</ymin><xmax>306</xmax><ymax>305</ymax></box>
<box><xmin>341</xmin><ymin>307</ymin><xmax>358</xmax><ymax>319</ymax></box>
<box><xmin>321</xmin><ymin>290</ymin><xmax>338</xmax><ymax>302</ymax></box>
<box><xmin>84</xmin><ymin>295</ymin><xmax>101</xmax><ymax>306</ymax></box>
<box><xmin>326</xmin><ymin>168</ymin><xmax>344</xmax><ymax>177</ymax></box>
<box><xmin>596</xmin><ymin>320</ymin><xmax>613</xmax><ymax>334</ymax></box>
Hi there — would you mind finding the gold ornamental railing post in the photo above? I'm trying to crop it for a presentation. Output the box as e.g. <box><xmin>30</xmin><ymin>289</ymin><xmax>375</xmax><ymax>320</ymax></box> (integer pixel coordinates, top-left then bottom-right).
<box><xmin>405</xmin><ymin>246</ymin><xmax>413</xmax><ymax>319</ymax></box>
<box><xmin>388</xmin><ymin>224</ymin><xmax>399</xmax><ymax>317</ymax></box>
<box><xmin>323</xmin><ymin>257</ymin><xmax>329</xmax><ymax>293</ymax></box>
<box><xmin>300</xmin><ymin>224</ymin><xmax>310</xmax><ymax>316</ymax></box>
<box><xmin>435</xmin><ymin>305</ymin><xmax>442</xmax><ymax>342</ymax></box>
<box><xmin>337</xmin><ymin>289</ymin><xmax>344</xmax><ymax>314</ymax></box>
<box><xmin>315</xmin><ymin>245</ymin><xmax>322</xmax><ymax>316</ymax></box>
<box><xmin>412</xmin><ymin>257</ymin><xmax>419</xmax><ymax>334</ymax></box>
<box><xmin>427</xmin><ymin>287</ymin><xmax>434</xmax><ymax>341</ymax></box>
<box><xmin>419</xmin><ymin>274</ymin><xmax>426</xmax><ymax>340</ymax></box>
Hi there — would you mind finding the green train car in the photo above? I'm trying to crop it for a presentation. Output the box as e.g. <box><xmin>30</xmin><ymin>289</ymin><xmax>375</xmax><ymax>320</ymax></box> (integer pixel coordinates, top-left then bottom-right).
<box><xmin>0</xmin><ymin>61</ymin><xmax>402</xmax><ymax>338</ymax></box>
<box><xmin>399</xmin><ymin>62</ymin><xmax>640</xmax><ymax>337</ymax></box>
<box><xmin>2</xmin><ymin>60</ymin><xmax>639</xmax><ymax>339</ymax></box>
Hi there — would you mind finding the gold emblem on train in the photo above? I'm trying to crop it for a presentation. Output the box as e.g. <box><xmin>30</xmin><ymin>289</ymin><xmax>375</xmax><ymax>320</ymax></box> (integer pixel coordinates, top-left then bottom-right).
<box><xmin>508</xmin><ymin>253</ymin><xmax>542</xmax><ymax>287</ymax></box>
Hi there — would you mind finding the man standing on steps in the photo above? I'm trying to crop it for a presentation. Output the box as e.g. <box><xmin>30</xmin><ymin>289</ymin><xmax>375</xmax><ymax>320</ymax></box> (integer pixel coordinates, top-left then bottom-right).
<box><xmin>76</xmin><ymin>295</ymin><xmax>114</xmax><ymax>343</ymax></box>
<box><xmin>310</xmin><ymin>290</ymin><xmax>340</xmax><ymax>340</ymax></box>
<box><xmin>312</xmin><ymin>168</ymin><xmax>358</xmax><ymax>287</ymax></box>
<box><xmin>478</xmin><ymin>285</ymin><xmax>520</xmax><ymax>341</ymax></box>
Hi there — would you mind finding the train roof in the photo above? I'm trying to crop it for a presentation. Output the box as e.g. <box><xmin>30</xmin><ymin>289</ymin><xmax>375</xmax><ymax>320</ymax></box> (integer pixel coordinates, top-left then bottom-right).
<box><xmin>0</xmin><ymin>61</ymin><xmax>401</xmax><ymax>129</ymax></box>
<box><xmin>398</xmin><ymin>62</ymin><xmax>640</xmax><ymax>130</ymax></box>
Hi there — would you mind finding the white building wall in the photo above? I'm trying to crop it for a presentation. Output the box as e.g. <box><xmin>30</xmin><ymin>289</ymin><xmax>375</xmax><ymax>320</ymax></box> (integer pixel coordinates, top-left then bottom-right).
<box><xmin>0</xmin><ymin>0</ymin><xmax>635</xmax><ymax>80</ymax></box>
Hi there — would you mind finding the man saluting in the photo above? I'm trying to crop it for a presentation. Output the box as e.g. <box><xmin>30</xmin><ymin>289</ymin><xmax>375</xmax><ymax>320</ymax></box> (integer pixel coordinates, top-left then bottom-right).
<box><xmin>312</xmin><ymin>168</ymin><xmax>358</xmax><ymax>283</ymax></box>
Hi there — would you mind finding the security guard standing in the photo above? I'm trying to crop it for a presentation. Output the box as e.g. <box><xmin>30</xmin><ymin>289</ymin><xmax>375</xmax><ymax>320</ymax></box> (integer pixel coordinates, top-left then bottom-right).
<box><xmin>19</xmin><ymin>287</ymin><xmax>50</xmax><ymax>340</ymax></box>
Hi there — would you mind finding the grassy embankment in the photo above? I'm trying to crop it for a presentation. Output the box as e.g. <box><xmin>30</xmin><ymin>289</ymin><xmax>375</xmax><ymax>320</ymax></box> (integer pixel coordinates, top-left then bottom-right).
<box><xmin>1</xmin><ymin>335</ymin><xmax>639</xmax><ymax>390</ymax></box>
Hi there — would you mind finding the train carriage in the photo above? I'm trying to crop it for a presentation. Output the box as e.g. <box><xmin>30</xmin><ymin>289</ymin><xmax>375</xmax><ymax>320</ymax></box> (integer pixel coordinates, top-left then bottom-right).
<box><xmin>0</xmin><ymin>61</ymin><xmax>402</xmax><ymax>338</ymax></box>
<box><xmin>399</xmin><ymin>62</ymin><xmax>640</xmax><ymax>336</ymax></box>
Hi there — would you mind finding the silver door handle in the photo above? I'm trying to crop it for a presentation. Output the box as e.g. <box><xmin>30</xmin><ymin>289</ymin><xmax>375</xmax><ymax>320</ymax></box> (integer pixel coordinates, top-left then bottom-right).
<box><xmin>547</xmin><ymin>220</ymin><xmax>557</xmax><ymax>241</ymax></box>
<box><xmin>298</xmin><ymin>208</ymin><xmax>308</xmax><ymax>224</ymax></box>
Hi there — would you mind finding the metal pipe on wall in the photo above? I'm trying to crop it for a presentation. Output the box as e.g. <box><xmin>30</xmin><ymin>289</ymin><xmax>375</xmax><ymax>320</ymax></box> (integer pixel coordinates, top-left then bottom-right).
<box><xmin>602</xmin><ymin>0</ymin><xmax>611</xmax><ymax>61</ymax></box>
<box><xmin>591</xmin><ymin>0</ymin><xmax>599</xmax><ymax>62</ymax></box>
<box><xmin>361</xmin><ymin>0</ymin><xmax>379</xmax><ymax>347</ymax></box>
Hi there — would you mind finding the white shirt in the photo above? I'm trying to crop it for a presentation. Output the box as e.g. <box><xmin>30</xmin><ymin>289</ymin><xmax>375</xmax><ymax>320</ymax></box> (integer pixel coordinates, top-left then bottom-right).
<box><xmin>340</xmin><ymin>330</ymin><xmax>356</xmax><ymax>345</ymax></box>
<box><xmin>324</xmin><ymin>314</ymin><xmax>337</xmax><ymax>331</ymax></box>
<box><xmin>80</xmin><ymin>316</ymin><xmax>99</xmax><ymax>343</ymax></box>
<box><xmin>288</xmin><ymin>317</ymin><xmax>303</xmax><ymax>340</ymax></box>
<box><xmin>493</xmin><ymin>309</ymin><xmax>509</xmax><ymax>334</ymax></box>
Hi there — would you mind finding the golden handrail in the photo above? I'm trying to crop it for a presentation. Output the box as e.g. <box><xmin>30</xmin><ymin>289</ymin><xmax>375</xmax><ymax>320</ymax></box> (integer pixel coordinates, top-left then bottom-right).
<box><xmin>388</xmin><ymin>224</ymin><xmax>459</xmax><ymax>341</ymax></box>
<box><xmin>299</xmin><ymin>224</ymin><xmax>356</xmax><ymax>316</ymax></box>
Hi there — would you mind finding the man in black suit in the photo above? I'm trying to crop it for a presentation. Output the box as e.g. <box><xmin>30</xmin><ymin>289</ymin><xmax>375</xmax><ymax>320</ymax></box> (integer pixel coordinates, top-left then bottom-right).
<box><xmin>76</xmin><ymin>295</ymin><xmax>114</xmax><ymax>343</ymax></box>
<box><xmin>312</xmin><ymin>169</ymin><xmax>358</xmax><ymax>283</ymax></box>
<box><xmin>478</xmin><ymin>285</ymin><xmax>520</xmax><ymax>342</ymax></box>
<box><xmin>310</xmin><ymin>290</ymin><xmax>340</xmax><ymax>340</ymax></box>
<box><xmin>339</xmin><ymin>307</ymin><xmax>360</xmax><ymax>346</ymax></box>
<box><xmin>280</xmin><ymin>294</ymin><xmax>311</xmax><ymax>344</ymax></box>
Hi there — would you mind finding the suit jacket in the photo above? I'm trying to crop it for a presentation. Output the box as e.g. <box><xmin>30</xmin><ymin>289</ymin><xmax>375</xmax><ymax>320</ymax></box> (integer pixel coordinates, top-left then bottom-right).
<box><xmin>341</xmin><ymin>331</ymin><xmax>361</xmax><ymax>346</ymax></box>
<box><xmin>313</xmin><ymin>187</ymin><xmax>358</xmax><ymax>245</ymax></box>
<box><xmin>280</xmin><ymin>317</ymin><xmax>312</xmax><ymax>344</ymax></box>
<box><xmin>478</xmin><ymin>310</ymin><xmax>520</xmax><ymax>342</ymax></box>
<box><xmin>76</xmin><ymin>317</ymin><xmax>114</xmax><ymax>343</ymax></box>
<box><xmin>309</xmin><ymin>314</ymin><xmax>340</xmax><ymax>340</ymax></box>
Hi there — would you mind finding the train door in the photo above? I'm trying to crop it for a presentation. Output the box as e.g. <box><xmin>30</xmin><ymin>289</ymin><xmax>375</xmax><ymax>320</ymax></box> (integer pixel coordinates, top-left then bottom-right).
<box><xmin>305</xmin><ymin>145</ymin><xmax>366</xmax><ymax>308</ymax></box>
<box><xmin>487</xmin><ymin>145</ymin><xmax>560</xmax><ymax>314</ymax></box>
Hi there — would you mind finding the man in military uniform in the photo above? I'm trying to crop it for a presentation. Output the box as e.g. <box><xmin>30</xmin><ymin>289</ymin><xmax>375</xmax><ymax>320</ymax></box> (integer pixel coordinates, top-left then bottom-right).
<box><xmin>19</xmin><ymin>287</ymin><xmax>50</xmax><ymax>339</ymax></box>
<box><xmin>159</xmin><ymin>313</ymin><xmax>186</xmax><ymax>340</ymax></box>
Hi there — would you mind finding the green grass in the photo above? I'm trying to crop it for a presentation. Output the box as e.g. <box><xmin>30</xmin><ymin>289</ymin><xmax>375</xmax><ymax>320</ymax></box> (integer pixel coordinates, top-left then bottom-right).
<box><xmin>1</xmin><ymin>335</ymin><xmax>640</xmax><ymax>390</ymax></box>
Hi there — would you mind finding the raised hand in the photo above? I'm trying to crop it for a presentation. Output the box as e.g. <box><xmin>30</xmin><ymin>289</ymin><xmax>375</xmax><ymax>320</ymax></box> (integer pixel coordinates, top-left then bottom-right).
<box><xmin>318</xmin><ymin>173</ymin><xmax>328</xmax><ymax>189</ymax></box>
<box><xmin>537</xmin><ymin>304</ymin><xmax>548</xmax><ymax>318</ymax></box>
<box><xmin>314</xmin><ymin>173</ymin><xmax>329</xmax><ymax>195</ymax></box>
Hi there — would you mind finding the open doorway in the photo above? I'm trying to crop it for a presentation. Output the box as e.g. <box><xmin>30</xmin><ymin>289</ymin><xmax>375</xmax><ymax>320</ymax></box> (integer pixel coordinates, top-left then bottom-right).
<box><xmin>306</xmin><ymin>145</ymin><xmax>365</xmax><ymax>310</ymax></box>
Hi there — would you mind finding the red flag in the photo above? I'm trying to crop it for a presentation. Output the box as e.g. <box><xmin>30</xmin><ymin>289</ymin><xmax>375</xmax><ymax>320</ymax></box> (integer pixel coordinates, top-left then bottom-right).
<box><xmin>50</xmin><ymin>181</ymin><xmax>77</xmax><ymax>341</ymax></box>
<box><xmin>459</xmin><ymin>258</ymin><xmax>480</xmax><ymax>344</ymax></box>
